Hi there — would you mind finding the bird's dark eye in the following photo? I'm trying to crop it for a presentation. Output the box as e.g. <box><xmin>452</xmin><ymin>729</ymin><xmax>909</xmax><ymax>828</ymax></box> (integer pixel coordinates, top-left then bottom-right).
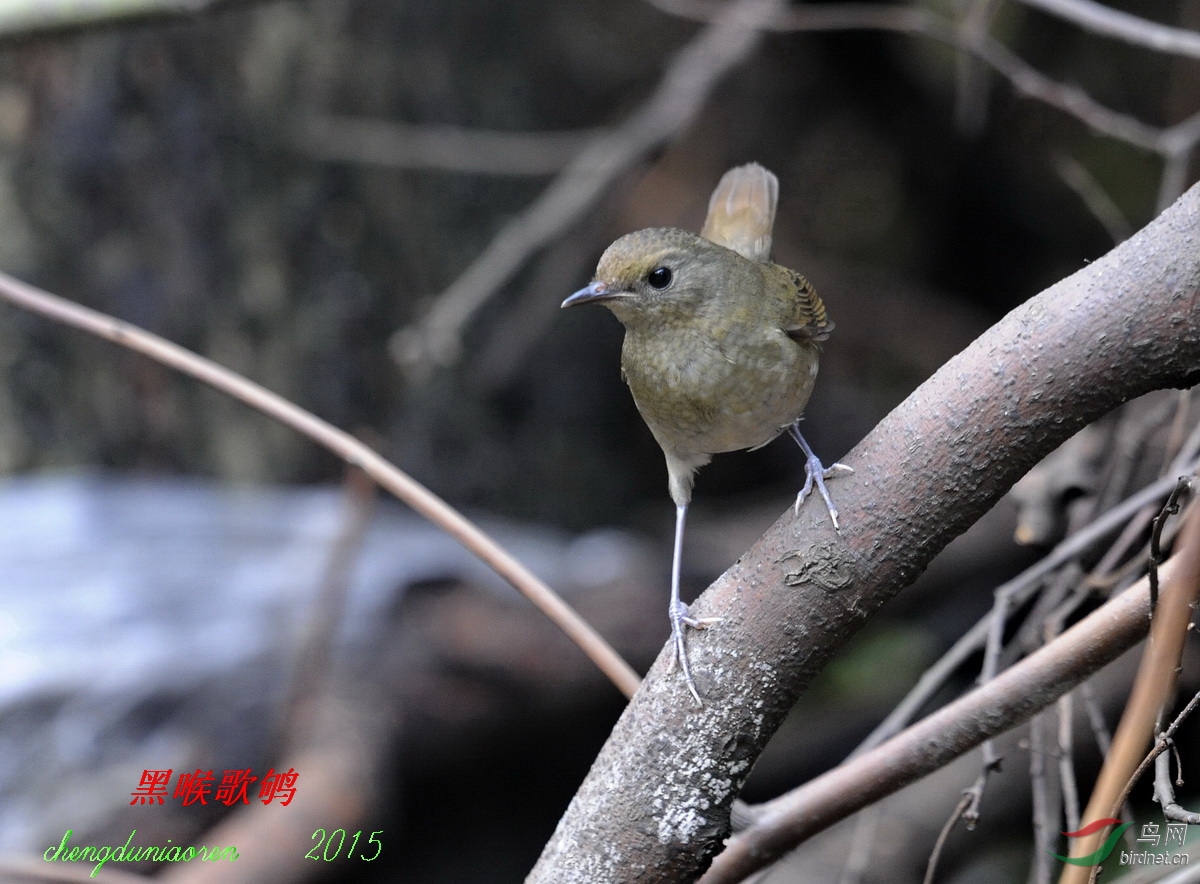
<box><xmin>647</xmin><ymin>266</ymin><xmax>673</xmax><ymax>289</ymax></box>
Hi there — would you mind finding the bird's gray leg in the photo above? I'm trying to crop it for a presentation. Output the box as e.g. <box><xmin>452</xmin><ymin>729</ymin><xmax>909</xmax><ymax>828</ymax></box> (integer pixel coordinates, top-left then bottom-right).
<box><xmin>788</xmin><ymin>422</ymin><xmax>853</xmax><ymax>531</ymax></box>
<box><xmin>668</xmin><ymin>503</ymin><xmax>720</xmax><ymax>706</ymax></box>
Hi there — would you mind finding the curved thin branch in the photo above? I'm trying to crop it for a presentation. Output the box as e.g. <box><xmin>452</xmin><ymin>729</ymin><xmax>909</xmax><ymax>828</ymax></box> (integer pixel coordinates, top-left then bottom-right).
<box><xmin>0</xmin><ymin>270</ymin><xmax>641</xmax><ymax>700</ymax></box>
<box><xmin>649</xmin><ymin>0</ymin><xmax>1200</xmax><ymax>208</ymax></box>
<box><xmin>0</xmin><ymin>0</ymin><xmax>245</xmax><ymax>38</ymax></box>
<box><xmin>1056</xmin><ymin>154</ymin><xmax>1134</xmax><ymax>243</ymax></box>
<box><xmin>1014</xmin><ymin>0</ymin><xmax>1200</xmax><ymax>60</ymax></box>
<box><xmin>527</xmin><ymin>185</ymin><xmax>1200</xmax><ymax>883</ymax></box>
<box><xmin>652</xmin><ymin>0</ymin><xmax>1200</xmax><ymax>67</ymax></box>
<box><xmin>650</xmin><ymin>1</ymin><xmax>1165</xmax><ymax>150</ymax></box>
<box><xmin>293</xmin><ymin>116</ymin><xmax>599</xmax><ymax>177</ymax></box>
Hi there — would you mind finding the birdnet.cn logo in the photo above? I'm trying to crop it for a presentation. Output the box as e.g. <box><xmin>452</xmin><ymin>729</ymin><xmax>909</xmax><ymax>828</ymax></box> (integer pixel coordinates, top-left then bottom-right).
<box><xmin>1050</xmin><ymin>818</ymin><xmax>1190</xmax><ymax>869</ymax></box>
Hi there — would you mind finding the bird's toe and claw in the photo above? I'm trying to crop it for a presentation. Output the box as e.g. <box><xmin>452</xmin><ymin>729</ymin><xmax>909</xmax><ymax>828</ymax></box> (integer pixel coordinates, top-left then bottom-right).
<box><xmin>795</xmin><ymin>457</ymin><xmax>854</xmax><ymax>529</ymax></box>
<box><xmin>669</xmin><ymin>600</ymin><xmax>722</xmax><ymax>706</ymax></box>
<box><xmin>788</xmin><ymin>423</ymin><xmax>852</xmax><ymax>531</ymax></box>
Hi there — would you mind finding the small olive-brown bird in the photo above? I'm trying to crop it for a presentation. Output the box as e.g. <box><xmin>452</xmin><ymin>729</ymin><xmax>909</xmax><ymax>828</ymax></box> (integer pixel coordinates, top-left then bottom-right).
<box><xmin>562</xmin><ymin>163</ymin><xmax>849</xmax><ymax>704</ymax></box>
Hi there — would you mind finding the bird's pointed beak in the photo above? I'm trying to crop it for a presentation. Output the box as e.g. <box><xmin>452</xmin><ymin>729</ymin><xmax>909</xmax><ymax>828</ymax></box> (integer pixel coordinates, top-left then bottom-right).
<box><xmin>562</xmin><ymin>280</ymin><xmax>615</xmax><ymax>308</ymax></box>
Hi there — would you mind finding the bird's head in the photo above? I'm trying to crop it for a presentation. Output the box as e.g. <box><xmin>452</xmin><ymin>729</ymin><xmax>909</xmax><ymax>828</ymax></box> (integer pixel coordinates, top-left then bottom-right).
<box><xmin>562</xmin><ymin>228</ymin><xmax>735</xmax><ymax>331</ymax></box>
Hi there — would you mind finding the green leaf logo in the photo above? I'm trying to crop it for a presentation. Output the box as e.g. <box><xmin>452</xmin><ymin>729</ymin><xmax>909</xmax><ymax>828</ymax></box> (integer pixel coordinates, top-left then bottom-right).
<box><xmin>1050</xmin><ymin>818</ymin><xmax>1132</xmax><ymax>866</ymax></box>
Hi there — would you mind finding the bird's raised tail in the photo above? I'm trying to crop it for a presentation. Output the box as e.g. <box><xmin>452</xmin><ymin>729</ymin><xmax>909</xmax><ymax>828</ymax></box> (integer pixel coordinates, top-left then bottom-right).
<box><xmin>700</xmin><ymin>162</ymin><xmax>779</xmax><ymax>263</ymax></box>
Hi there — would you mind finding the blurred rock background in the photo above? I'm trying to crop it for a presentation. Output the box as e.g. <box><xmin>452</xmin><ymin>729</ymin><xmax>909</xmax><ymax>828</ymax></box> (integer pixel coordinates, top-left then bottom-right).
<box><xmin>0</xmin><ymin>0</ymin><xmax>1198</xmax><ymax>881</ymax></box>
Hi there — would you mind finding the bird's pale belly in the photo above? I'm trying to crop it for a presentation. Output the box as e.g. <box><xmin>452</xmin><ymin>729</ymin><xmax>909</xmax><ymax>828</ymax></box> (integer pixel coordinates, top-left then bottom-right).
<box><xmin>621</xmin><ymin>335</ymin><xmax>819</xmax><ymax>461</ymax></box>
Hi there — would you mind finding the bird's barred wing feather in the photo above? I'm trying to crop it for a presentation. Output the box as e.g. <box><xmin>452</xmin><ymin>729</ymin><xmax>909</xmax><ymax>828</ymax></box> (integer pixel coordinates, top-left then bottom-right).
<box><xmin>782</xmin><ymin>269</ymin><xmax>832</xmax><ymax>343</ymax></box>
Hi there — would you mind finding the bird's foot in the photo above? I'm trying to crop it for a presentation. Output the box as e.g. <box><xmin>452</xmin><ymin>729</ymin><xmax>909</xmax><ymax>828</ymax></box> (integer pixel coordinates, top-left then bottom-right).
<box><xmin>669</xmin><ymin>599</ymin><xmax>722</xmax><ymax>706</ymax></box>
<box><xmin>795</xmin><ymin>457</ymin><xmax>854</xmax><ymax>529</ymax></box>
<box><xmin>788</xmin><ymin>425</ymin><xmax>852</xmax><ymax>530</ymax></box>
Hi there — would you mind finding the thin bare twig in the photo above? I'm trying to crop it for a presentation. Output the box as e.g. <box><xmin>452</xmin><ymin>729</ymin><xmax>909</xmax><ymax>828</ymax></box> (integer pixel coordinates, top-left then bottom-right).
<box><xmin>1160</xmin><ymin>143</ymin><xmax>1200</xmax><ymax>214</ymax></box>
<box><xmin>1068</xmin><ymin>496</ymin><xmax>1200</xmax><ymax>884</ymax></box>
<box><xmin>849</xmin><ymin>465</ymin><xmax>1198</xmax><ymax>758</ymax></box>
<box><xmin>1150</xmin><ymin>477</ymin><xmax>1193</xmax><ymax>609</ymax></box>
<box><xmin>923</xmin><ymin>791</ymin><xmax>973</xmax><ymax>884</ymax></box>
<box><xmin>853</xmin><ymin>414</ymin><xmax>1200</xmax><ymax>761</ymax></box>
<box><xmin>388</xmin><ymin>0</ymin><xmax>1200</xmax><ymax>382</ymax></box>
<box><xmin>0</xmin><ymin>0</ymin><xmax>245</xmax><ymax>38</ymax></box>
<box><xmin>272</xmin><ymin>466</ymin><xmax>378</xmax><ymax>760</ymax></box>
<box><xmin>1155</xmin><ymin>730</ymin><xmax>1200</xmax><ymax>825</ymax></box>
<box><xmin>1158</xmin><ymin>111</ymin><xmax>1200</xmax><ymax>209</ymax></box>
<box><xmin>1015</xmin><ymin>565</ymin><xmax>1082</xmax><ymax>657</ymax></box>
<box><xmin>654</xmin><ymin>0</ymin><xmax>1200</xmax><ymax>62</ymax></box>
<box><xmin>390</xmin><ymin>0</ymin><xmax>785</xmax><ymax>378</ymax></box>
<box><xmin>837</xmin><ymin>804</ymin><xmax>881</xmax><ymax>884</ymax></box>
<box><xmin>1013</xmin><ymin>0</ymin><xmax>1200</xmax><ymax>60</ymax></box>
<box><xmin>1055</xmin><ymin>154</ymin><xmax>1134</xmax><ymax>244</ymax></box>
<box><xmin>1079</xmin><ymin>680</ymin><xmax>1114</xmax><ymax>757</ymax></box>
<box><xmin>952</xmin><ymin>0</ymin><xmax>1002</xmax><ymax>136</ymax></box>
<box><xmin>962</xmin><ymin>754</ymin><xmax>1001</xmax><ymax>828</ymax></box>
<box><xmin>1160</xmin><ymin>392</ymin><xmax>1194</xmax><ymax>476</ymax></box>
<box><xmin>1029</xmin><ymin>710</ymin><xmax>1057</xmax><ymax>884</ymax></box>
<box><xmin>649</xmin><ymin>0</ymin><xmax>1200</xmax><ymax>209</ymax></box>
<box><xmin>1075</xmin><ymin>680</ymin><xmax>1135</xmax><ymax>839</ymax></box>
<box><xmin>0</xmin><ymin>269</ymin><xmax>642</xmax><ymax>699</ymax></box>
<box><xmin>700</xmin><ymin>557</ymin><xmax>1179</xmax><ymax>884</ymax></box>
<box><xmin>293</xmin><ymin>116</ymin><xmax>598</xmax><ymax>176</ymax></box>
<box><xmin>649</xmin><ymin>2</ymin><xmax>1161</xmax><ymax>143</ymax></box>
<box><xmin>944</xmin><ymin>542</ymin><xmax>1015</xmax><ymax>832</ymax></box>
<box><xmin>1085</xmin><ymin>691</ymin><xmax>1200</xmax><ymax>882</ymax></box>
<box><xmin>1057</xmin><ymin>690</ymin><xmax>1078</xmax><ymax>832</ymax></box>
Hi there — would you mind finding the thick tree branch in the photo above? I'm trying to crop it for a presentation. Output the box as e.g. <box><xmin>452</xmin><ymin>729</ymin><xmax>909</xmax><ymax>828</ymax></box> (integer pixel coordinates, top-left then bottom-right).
<box><xmin>527</xmin><ymin>185</ymin><xmax>1200</xmax><ymax>882</ymax></box>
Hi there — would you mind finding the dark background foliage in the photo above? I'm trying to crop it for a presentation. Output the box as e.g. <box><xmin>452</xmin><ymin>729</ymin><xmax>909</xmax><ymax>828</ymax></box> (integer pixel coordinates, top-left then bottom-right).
<box><xmin>5</xmin><ymin>0</ymin><xmax>1188</xmax><ymax>521</ymax></box>
<box><xmin>1</xmin><ymin>1</ymin><xmax>1197</xmax><ymax>881</ymax></box>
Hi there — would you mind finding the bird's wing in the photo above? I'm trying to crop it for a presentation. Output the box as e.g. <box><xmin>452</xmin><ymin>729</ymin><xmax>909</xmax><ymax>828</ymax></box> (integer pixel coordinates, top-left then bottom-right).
<box><xmin>781</xmin><ymin>269</ymin><xmax>833</xmax><ymax>343</ymax></box>
<box><xmin>700</xmin><ymin>163</ymin><xmax>778</xmax><ymax>263</ymax></box>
